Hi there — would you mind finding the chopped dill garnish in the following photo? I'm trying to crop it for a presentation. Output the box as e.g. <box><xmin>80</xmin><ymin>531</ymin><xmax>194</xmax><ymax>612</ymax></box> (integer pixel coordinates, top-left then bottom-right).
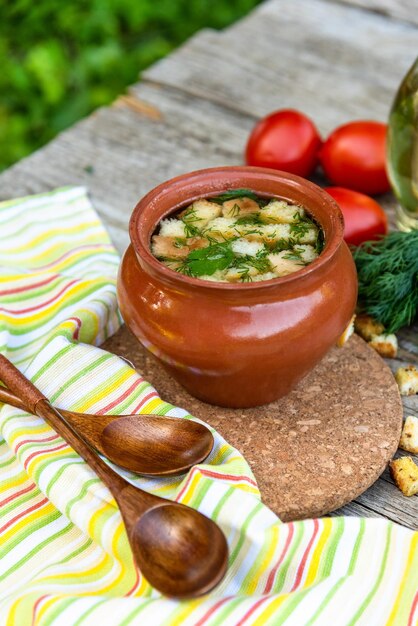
<box><xmin>173</xmin><ymin>237</ymin><xmax>187</xmax><ymax>249</ymax></box>
<box><xmin>230</xmin><ymin>252</ymin><xmax>272</xmax><ymax>273</ymax></box>
<box><xmin>230</xmin><ymin>203</ymin><xmax>241</xmax><ymax>217</ymax></box>
<box><xmin>353</xmin><ymin>230</ymin><xmax>418</xmax><ymax>333</ymax></box>
<box><xmin>181</xmin><ymin>207</ymin><xmax>202</xmax><ymax>237</ymax></box>
<box><xmin>283</xmin><ymin>248</ymin><xmax>305</xmax><ymax>263</ymax></box>
<box><xmin>152</xmin><ymin>193</ymin><xmax>323</xmax><ymax>283</ymax></box>
<box><xmin>234</xmin><ymin>214</ymin><xmax>264</xmax><ymax>226</ymax></box>
<box><xmin>270</xmin><ymin>238</ymin><xmax>292</xmax><ymax>253</ymax></box>
<box><xmin>289</xmin><ymin>218</ymin><xmax>312</xmax><ymax>240</ymax></box>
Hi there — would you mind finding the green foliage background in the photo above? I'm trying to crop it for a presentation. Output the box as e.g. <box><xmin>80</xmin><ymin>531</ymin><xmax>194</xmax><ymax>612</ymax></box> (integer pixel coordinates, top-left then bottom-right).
<box><xmin>0</xmin><ymin>0</ymin><xmax>261</xmax><ymax>171</ymax></box>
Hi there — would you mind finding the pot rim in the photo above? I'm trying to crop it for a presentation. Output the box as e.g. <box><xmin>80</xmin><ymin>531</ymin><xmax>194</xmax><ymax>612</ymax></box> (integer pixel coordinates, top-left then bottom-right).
<box><xmin>129</xmin><ymin>166</ymin><xmax>345</xmax><ymax>291</ymax></box>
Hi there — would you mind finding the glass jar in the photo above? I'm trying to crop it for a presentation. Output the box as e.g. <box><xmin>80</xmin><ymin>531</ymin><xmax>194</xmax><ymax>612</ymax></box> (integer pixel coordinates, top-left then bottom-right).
<box><xmin>387</xmin><ymin>57</ymin><xmax>418</xmax><ymax>230</ymax></box>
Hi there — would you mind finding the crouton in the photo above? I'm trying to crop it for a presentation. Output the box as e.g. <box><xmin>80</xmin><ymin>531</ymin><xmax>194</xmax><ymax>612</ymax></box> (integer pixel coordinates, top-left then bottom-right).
<box><xmin>251</xmin><ymin>272</ymin><xmax>278</xmax><ymax>282</ymax></box>
<box><xmin>259</xmin><ymin>200</ymin><xmax>305</xmax><ymax>224</ymax></box>
<box><xmin>297</xmin><ymin>224</ymin><xmax>319</xmax><ymax>245</ymax></box>
<box><xmin>152</xmin><ymin>236</ymin><xmax>208</xmax><ymax>260</ymax></box>
<box><xmin>294</xmin><ymin>245</ymin><xmax>318</xmax><ymax>264</ymax></box>
<box><xmin>368</xmin><ymin>334</ymin><xmax>398</xmax><ymax>358</ymax></box>
<box><xmin>354</xmin><ymin>314</ymin><xmax>385</xmax><ymax>341</ymax></box>
<box><xmin>267</xmin><ymin>251</ymin><xmax>304</xmax><ymax>276</ymax></box>
<box><xmin>399</xmin><ymin>416</ymin><xmax>418</xmax><ymax>454</ymax></box>
<box><xmin>241</xmin><ymin>223</ymin><xmax>292</xmax><ymax>244</ymax></box>
<box><xmin>155</xmin><ymin>236</ymin><xmax>209</xmax><ymax>259</ymax></box>
<box><xmin>222</xmin><ymin>197</ymin><xmax>260</xmax><ymax>218</ymax></box>
<box><xmin>180</xmin><ymin>199</ymin><xmax>222</xmax><ymax>228</ymax></box>
<box><xmin>224</xmin><ymin>265</ymin><xmax>260</xmax><ymax>282</ymax></box>
<box><xmin>390</xmin><ymin>456</ymin><xmax>418</xmax><ymax>496</ymax></box>
<box><xmin>204</xmin><ymin>217</ymin><xmax>238</xmax><ymax>241</ymax></box>
<box><xmin>231</xmin><ymin>239</ymin><xmax>265</xmax><ymax>257</ymax></box>
<box><xmin>395</xmin><ymin>366</ymin><xmax>418</xmax><ymax>396</ymax></box>
<box><xmin>199</xmin><ymin>271</ymin><xmax>228</xmax><ymax>283</ymax></box>
<box><xmin>159</xmin><ymin>218</ymin><xmax>187</xmax><ymax>238</ymax></box>
<box><xmin>337</xmin><ymin>314</ymin><xmax>356</xmax><ymax>347</ymax></box>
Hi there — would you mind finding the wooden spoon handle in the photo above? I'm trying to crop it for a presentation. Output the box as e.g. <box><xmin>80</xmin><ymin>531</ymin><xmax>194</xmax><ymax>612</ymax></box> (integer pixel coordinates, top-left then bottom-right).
<box><xmin>0</xmin><ymin>355</ymin><xmax>47</xmax><ymax>414</ymax></box>
<box><xmin>35</xmin><ymin>399</ymin><xmax>128</xmax><ymax>493</ymax></box>
<box><xmin>0</xmin><ymin>385</ymin><xmax>28</xmax><ymax>412</ymax></box>
<box><xmin>0</xmin><ymin>355</ymin><xmax>126</xmax><ymax>493</ymax></box>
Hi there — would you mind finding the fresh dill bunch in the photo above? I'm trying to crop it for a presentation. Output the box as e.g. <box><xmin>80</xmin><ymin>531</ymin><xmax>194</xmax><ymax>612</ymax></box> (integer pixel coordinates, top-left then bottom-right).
<box><xmin>353</xmin><ymin>230</ymin><xmax>418</xmax><ymax>333</ymax></box>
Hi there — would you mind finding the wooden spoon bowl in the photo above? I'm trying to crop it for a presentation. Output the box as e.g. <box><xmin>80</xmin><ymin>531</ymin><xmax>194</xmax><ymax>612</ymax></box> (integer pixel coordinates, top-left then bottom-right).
<box><xmin>131</xmin><ymin>502</ymin><xmax>229</xmax><ymax>597</ymax></box>
<box><xmin>0</xmin><ymin>386</ymin><xmax>214</xmax><ymax>476</ymax></box>
<box><xmin>101</xmin><ymin>415</ymin><xmax>214</xmax><ymax>475</ymax></box>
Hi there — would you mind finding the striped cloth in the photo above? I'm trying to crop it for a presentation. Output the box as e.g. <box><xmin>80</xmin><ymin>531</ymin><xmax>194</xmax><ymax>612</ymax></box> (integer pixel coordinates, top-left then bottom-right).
<box><xmin>0</xmin><ymin>187</ymin><xmax>417</xmax><ymax>626</ymax></box>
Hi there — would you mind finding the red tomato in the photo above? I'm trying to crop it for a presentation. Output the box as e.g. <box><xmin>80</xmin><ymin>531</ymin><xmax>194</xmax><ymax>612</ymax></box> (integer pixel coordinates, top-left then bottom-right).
<box><xmin>319</xmin><ymin>121</ymin><xmax>390</xmax><ymax>195</ymax></box>
<box><xmin>324</xmin><ymin>186</ymin><xmax>388</xmax><ymax>246</ymax></box>
<box><xmin>245</xmin><ymin>109</ymin><xmax>322</xmax><ymax>177</ymax></box>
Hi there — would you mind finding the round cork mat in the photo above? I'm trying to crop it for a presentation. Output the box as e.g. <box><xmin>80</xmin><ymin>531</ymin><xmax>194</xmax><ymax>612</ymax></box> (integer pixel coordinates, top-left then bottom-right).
<box><xmin>102</xmin><ymin>328</ymin><xmax>402</xmax><ymax>521</ymax></box>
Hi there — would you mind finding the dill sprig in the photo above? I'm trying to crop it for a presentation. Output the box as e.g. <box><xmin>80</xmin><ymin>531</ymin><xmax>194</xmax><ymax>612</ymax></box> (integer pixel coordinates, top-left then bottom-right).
<box><xmin>181</xmin><ymin>207</ymin><xmax>202</xmax><ymax>238</ymax></box>
<box><xmin>353</xmin><ymin>230</ymin><xmax>418</xmax><ymax>333</ymax></box>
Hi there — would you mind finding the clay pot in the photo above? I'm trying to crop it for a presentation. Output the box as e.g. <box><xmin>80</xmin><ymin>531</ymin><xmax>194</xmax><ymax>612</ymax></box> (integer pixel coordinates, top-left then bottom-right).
<box><xmin>117</xmin><ymin>167</ymin><xmax>357</xmax><ymax>408</ymax></box>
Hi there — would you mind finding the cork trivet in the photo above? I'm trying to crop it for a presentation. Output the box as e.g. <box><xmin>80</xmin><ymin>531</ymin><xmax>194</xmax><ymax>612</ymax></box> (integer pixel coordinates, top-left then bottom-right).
<box><xmin>102</xmin><ymin>328</ymin><xmax>402</xmax><ymax>521</ymax></box>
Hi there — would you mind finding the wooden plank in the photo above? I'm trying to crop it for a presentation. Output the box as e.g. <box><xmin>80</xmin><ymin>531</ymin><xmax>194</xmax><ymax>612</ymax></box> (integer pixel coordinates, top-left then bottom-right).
<box><xmin>144</xmin><ymin>0</ymin><xmax>418</xmax><ymax>132</ymax></box>
<box><xmin>332</xmin><ymin>0</ymin><xmax>418</xmax><ymax>28</ymax></box>
<box><xmin>0</xmin><ymin>83</ymin><xmax>255</xmax><ymax>253</ymax></box>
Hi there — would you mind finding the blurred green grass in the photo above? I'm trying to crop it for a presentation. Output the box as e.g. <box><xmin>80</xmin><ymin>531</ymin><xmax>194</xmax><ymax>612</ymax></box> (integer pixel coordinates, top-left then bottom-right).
<box><xmin>0</xmin><ymin>0</ymin><xmax>261</xmax><ymax>171</ymax></box>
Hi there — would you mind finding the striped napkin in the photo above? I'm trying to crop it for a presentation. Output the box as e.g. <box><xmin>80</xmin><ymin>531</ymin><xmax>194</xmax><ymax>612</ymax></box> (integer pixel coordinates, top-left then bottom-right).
<box><xmin>0</xmin><ymin>187</ymin><xmax>417</xmax><ymax>626</ymax></box>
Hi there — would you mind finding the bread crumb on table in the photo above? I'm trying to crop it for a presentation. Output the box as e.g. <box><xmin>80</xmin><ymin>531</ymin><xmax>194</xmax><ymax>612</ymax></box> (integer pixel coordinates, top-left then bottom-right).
<box><xmin>400</xmin><ymin>416</ymin><xmax>418</xmax><ymax>454</ymax></box>
<box><xmin>354</xmin><ymin>314</ymin><xmax>385</xmax><ymax>342</ymax></box>
<box><xmin>368</xmin><ymin>333</ymin><xmax>398</xmax><ymax>358</ymax></box>
<box><xmin>395</xmin><ymin>366</ymin><xmax>418</xmax><ymax>396</ymax></box>
<box><xmin>390</xmin><ymin>456</ymin><xmax>418</xmax><ymax>496</ymax></box>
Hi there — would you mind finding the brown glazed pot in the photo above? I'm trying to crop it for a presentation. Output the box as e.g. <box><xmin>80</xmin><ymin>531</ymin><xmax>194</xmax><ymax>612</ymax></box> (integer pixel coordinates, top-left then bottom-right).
<box><xmin>117</xmin><ymin>167</ymin><xmax>357</xmax><ymax>408</ymax></box>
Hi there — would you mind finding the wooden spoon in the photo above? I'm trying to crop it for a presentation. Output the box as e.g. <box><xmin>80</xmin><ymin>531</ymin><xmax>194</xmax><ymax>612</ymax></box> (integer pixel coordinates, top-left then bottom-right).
<box><xmin>0</xmin><ymin>355</ymin><xmax>228</xmax><ymax>598</ymax></box>
<box><xmin>0</xmin><ymin>381</ymin><xmax>213</xmax><ymax>477</ymax></box>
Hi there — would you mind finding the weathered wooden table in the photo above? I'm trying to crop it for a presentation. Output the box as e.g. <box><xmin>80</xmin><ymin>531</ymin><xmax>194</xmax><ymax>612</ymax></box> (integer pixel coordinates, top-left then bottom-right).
<box><xmin>1</xmin><ymin>0</ymin><xmax>417</xmax><ymax>527</ymax></box>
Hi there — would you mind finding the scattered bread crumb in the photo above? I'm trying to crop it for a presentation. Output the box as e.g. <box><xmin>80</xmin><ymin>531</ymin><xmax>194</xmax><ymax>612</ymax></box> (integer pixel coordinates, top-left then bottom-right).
<box><xmin>390</xmin><ymin>456</ymin><xmax>418</xmax><ymax>496</ymax></box>
<box><xmin>368</xmin><ymin>333</ymin><xmax>398</xmax><ymax>358</ymax></box>
<box><xmin>354</xmin><ymin>314</ymin><xmax>385</xmax><ymax>342</ymax></box>
<box><xmin>399</xmin><ymin>416</ymin><xmax>418</xmax><ymax>454</ymax></box>
<box><xmin>395</xmin><ymin>366</ymin><xmax>418</xmax><ymax>396</ymax></box>
<box><xmin>337</xmin><ymin>315</ymin><xmax>356</xmax><ymax>347</ymax></box>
